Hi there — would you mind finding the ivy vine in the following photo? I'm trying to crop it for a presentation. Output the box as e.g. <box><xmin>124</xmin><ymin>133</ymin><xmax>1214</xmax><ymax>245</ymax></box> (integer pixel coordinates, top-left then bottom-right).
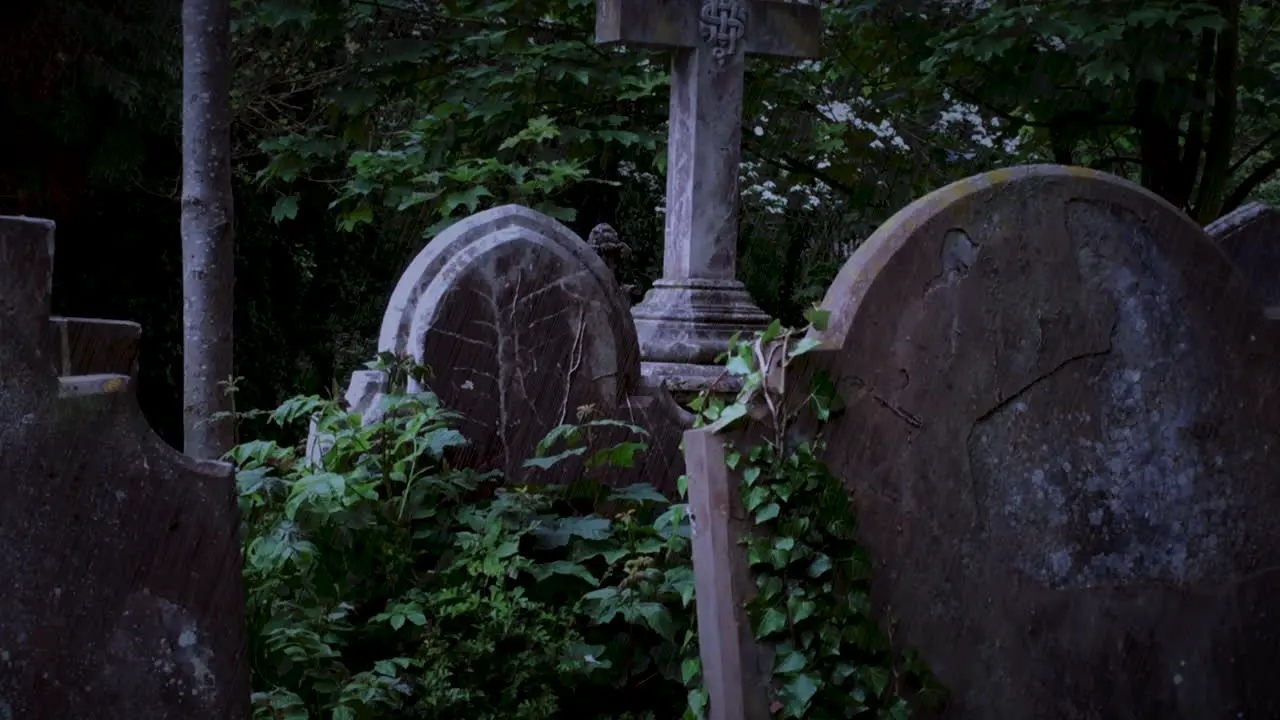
<box><xmin>688</xmin><ymin>309</ymin><xmax>946</xmax><ymax>718</ymax></box>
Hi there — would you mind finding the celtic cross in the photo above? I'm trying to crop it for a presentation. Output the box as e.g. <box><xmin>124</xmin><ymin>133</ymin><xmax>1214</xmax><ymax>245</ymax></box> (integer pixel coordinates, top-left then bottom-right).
<box><xmin>594</xmin><ymin>0</ymin><xmax>821</xmax><ymax>370</ymax></box>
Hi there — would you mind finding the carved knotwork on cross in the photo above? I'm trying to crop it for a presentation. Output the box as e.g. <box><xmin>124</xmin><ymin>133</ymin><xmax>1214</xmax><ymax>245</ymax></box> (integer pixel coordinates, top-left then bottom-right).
<box><xmin>700</xmin><ymin>0</ymin><xmax>747</xmax><ymax>68</ymax></box>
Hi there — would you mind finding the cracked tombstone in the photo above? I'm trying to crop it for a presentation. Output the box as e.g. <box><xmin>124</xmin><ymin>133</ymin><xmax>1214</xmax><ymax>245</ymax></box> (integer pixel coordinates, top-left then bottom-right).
<box><xmin>1205</xmin><ymin>201</ymin><xmax>1280</xmax><ymax>316</ymax></box>
<box><xmin>0</xmin><ymin>216</ymin><xmax>250</xmax><ymax>719</ymax></box>
<box><xmin>317</xmin><ymin>205</ymin><xmax>690</xmax><ymax>496</ymax></box>
<box><xmin>813</xmin><ymin>165</ymin><xmax>1280</xmax><ymax>717</ymax></box>
<box><xmin>683</xmin><ymin>165</ymin><xmax>1280</xmax><ymax>719</ymax></box>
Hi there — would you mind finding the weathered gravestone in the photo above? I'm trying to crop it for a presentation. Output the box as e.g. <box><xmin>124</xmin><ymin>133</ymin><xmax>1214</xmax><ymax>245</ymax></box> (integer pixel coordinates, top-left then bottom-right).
<box><xmin>318</xmin><ymin>205</ymin><xmax>691</xmax><ymax>497</ymax></box>
<box><xmin>596</xmin><ymin>0</ymin><xmax>822</xmax><ymax>393</ymax></box>
<box><xmin>684</xmin><ymin>166</ymin><xmax>1280</xmax><ymax>718</ymax></box>
<box><xmin>0</xmin><ymin>216</ymin><xmax>250</xmax><ymax>719</ymax></box>
<box><xmin>1205</xmin><ymin>201</ymin><xmax>1280</xmax><ymax>316</ymax></box>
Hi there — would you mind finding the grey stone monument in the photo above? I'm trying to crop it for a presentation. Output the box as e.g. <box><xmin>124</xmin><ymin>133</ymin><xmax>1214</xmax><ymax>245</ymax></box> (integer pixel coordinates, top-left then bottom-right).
<box><xmin>1205</xmin><ymin>201</ymin><xmax>1280</xmax><ymax>318</ymax></box>
<box><xmin>0</xmin><ymin>216</ymin><xmax>249</xmax><ymax>719</ymax></box>
<box><xmin>308</xmin><ymin>205</ymin><xmax>693</xmax><ymax>497</ymax></box>
<box><xmin>684</xmin><ymin>166</ymin><xmax>1280</xmax><ymax>718</ymax></box>
<box><xmin>595</xmin><ymin>0</ymin><xmax>822</xmax><ymax>393</ymax></box>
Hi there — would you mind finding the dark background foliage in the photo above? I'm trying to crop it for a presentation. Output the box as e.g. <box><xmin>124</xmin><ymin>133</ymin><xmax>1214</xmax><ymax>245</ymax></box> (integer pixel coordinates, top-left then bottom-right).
<box><xmin>3</xmin><ymin>0</ymin><xmax>1276</xmax><ymax>445</ymax></box>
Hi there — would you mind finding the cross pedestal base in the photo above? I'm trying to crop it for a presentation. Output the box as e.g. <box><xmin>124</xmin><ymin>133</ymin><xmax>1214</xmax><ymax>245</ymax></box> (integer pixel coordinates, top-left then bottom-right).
<box><xmin>631</xmin><ymin>277</ymin><xmax>770</xmax><ymax>400</ymax></box>
<box><xmin>631</xmin><ymin>278</ymin><xmax>770</xmax><ymax>364</ymax></box>
<box><xmin>641</xmin><ymin>361</ymin><xmax>743</xmax><ymax>405</ymax></box>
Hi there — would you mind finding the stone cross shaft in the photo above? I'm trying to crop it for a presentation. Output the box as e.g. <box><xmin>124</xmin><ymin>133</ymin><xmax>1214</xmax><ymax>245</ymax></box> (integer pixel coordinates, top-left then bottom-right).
<box><xmin>597</xmin><ymin>0</ymin><xmax>821</xmax><ymax>369</ymax></box>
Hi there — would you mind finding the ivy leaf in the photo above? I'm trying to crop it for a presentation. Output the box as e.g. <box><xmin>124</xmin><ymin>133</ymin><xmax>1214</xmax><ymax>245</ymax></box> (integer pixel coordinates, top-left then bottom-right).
<box><xmin>743</xmin><ymin>485</ymin><xmax>769</xmax><ymax>512</ymax></box>
<box><xmin>860</xmin><ymin>665</ymin><xmax>890</xmax><ymax>698</ymax></box>
<box><xmin>718</xmin><ymin>402</ymin><xmax>748</xmax><ymax>426</ymax></box>
<box><xmin>725</xmin><ymin>450</ymin><xmax>742</xmax><ymax>470</ymax></box>
<box><xmin>681</xmin><ymin>656</ymin><xmax>701</xmax><ymax>684</ymax></box>
<box><xmin>773</xmin><ymin>649</ymin><xmax>807</xmax><ymax>675</ymax></box>
<box><xmin>788</xmin><ymin>596</ymin><xmax>817</xmax><ymax>624</ymax></box>
<box><xmin>756</xmin><ymin>607</ymin><xmax>788</xmax><ymax>638</ymax></box>
<box><xmin>807</xmin><ymin>553</ymin><xmax>833</xmax><ymax>578</ymax></box>
<box><xmin>788</xmin><ymin>337</ymin><xmax>822</xmax><ymax>359</ymax></box>
<box><xmin>780</xmin><ymin>673</ymin><xmax>821</xmax><ymax>715</ymax></box>
<box><xmin>687</xmin><ymin>687</ymin><xmax>709</xmax><ymax>717</ymax></box>
<box><xmin>761</xmin><ymin>319</ymin><xmax>783</xmax><ymax>343</ymax></box>
<box><xmin>725</xmin><ymin>355</ymin><xmax>753</xmax><ymax>376</ymax></box>
<box><xmin>804</xmin><ymin>306</ymin><xmax>831</xmax><ymax>331</ymax></box>
<box><xmin>754</xmin><ymin>502</ymin><xmax>781</xmax><ymax>523</ymax></box>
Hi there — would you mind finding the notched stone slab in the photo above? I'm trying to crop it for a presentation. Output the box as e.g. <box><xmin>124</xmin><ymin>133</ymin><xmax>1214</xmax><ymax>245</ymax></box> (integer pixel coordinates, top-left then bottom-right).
<box><xmin>0</xmin><ymin>216</ymin><xmax>249</xmax><ymax>720</ymax></box>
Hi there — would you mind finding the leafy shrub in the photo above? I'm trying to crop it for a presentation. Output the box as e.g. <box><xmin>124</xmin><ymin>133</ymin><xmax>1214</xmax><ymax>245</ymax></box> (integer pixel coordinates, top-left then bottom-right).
<box><xmin>230</xmin><ymin>358</ymin><xmax>702</xmax><ymax>720</ymax></box>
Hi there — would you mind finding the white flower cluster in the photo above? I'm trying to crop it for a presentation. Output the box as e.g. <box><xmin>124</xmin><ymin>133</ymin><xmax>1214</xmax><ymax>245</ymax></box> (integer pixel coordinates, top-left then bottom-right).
<box><xmin>935</xmin><ymin>89</ymin><xmax>1023</xmax><ymax>155</ymax></box>
<box><xmin>817</xmin><ymin>97</ymin><xmax>912</xmax><ymax>152</ymax></box>
<box><xmin>740</xmin><ymin>99</ymin><xmax>837</xmax><ymax>214</ymax></box>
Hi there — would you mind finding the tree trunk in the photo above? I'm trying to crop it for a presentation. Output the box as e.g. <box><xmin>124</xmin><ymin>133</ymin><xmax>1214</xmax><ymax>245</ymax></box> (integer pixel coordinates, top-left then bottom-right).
<box><xmin>181</xmin><ymin>0</ymin><xmax>235</xmax><ymax>459</ymax></box>
<box><xmin>1170</xmin><ymin>30</ymin><xmax>1218</xmax><ymax>211</ymax></box>
<box><xmin>1134</xmin><ymin>79</ymin><xmax>1183</xmax><ymax>201</ymax></box>
<box><xmin>1193</xmin><ymin>0</ymin><xmax>1241</xmax><ymax>223</ymax></box>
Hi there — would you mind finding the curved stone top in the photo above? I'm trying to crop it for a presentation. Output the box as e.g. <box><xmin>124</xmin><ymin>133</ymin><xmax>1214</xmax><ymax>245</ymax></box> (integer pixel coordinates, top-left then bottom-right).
<box><xmin>1204</xmin><ymin>201</ymin><xmax>1280</xmax><ymax>307</ymax></box>
<box><xmin>366</xmin><ymin>204</ymin><xmax>646</xmax><ymax>480</ymax></box>
<box><xmin>803</xmin><ymin>165</ymin><xmax>1280</xmax><ymax>718</ymax></box>
<box><xmin>817</xmin><ymin>164</ymin><xmax>1267</xmax><ymax>348</ymax></box>
<box><xmin>377</xmin><ymin>204</ymin><xmax>641</xmax><ymax>382</ymax></box>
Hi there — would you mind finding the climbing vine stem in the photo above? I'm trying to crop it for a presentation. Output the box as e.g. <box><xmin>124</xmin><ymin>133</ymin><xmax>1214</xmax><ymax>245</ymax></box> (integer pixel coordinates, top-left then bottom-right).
<box><xmin>688</xmin><ymin>307</ymin><xmax>945</xmax><ymax>719</ymax></box>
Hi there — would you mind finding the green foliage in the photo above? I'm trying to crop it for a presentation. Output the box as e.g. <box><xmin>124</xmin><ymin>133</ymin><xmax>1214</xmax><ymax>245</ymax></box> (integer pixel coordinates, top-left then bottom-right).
<box><xmin>234</xmin><ymin>0</ymin><xmax>666</xmax><ymax>236</ymax></box>
<box><xmin>903</xmin><ymin>0</ymin><xmax>1280</xmax><ymax>216</ymax></box>
<box><xmin>232</xmin><ymin>355</ymin><xmax>701</xmax><ymax>719</ymax></box>
<box><xmin>688</xmin><ymin>311</ymin><xmax>946</xmax><ymax>718</ymax></box>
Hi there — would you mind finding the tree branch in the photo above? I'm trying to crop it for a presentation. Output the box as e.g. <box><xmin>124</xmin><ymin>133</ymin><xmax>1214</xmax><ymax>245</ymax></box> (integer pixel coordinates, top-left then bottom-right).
<box><xmin>1222</xmin><ymin>153</ymin><xmax>1280</xmax><ymax>214</ymax></box>
<box><xmin>1172</xmin><ymin>28</ymin><xmax>1217</xmax><ymax>210</ymax></box>
<box><xmin>1228</xmin><ymin>126</ymin><xmax>1280</xmax><ymax>174</ymax></box>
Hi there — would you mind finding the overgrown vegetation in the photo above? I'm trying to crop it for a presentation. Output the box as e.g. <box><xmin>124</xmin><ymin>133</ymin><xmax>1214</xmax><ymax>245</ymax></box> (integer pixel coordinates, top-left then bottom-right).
<box><xmin>232</xmin><ymin>356</ymin><xmax>700</xmax><ymax>719</ymax></box>
<box><xmin>232</xmin><ymin>334</ymin><xmax>944</xmax><ymax>717</ymax></box>
<box><xmin>686</xmin><ymin>312</ymin><xmax>946</xmax><ymax>718</ymax></box>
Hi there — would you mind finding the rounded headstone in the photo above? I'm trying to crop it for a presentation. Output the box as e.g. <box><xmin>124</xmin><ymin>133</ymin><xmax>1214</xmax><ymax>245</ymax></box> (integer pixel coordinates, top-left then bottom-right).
<box><xmin>375</xmin><ymin>204</ymin><xmax>643</xmax><ymax>480</ymax></box>
<box><xmin>1205</xmin><ymin>201</ymin><xmax>1280</xmax><ymax>309</ymax></box>
<box><xmin>815</xmin><ymin>165</ymin><xmax>1280</xmax><ymax>718</ymax></box>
